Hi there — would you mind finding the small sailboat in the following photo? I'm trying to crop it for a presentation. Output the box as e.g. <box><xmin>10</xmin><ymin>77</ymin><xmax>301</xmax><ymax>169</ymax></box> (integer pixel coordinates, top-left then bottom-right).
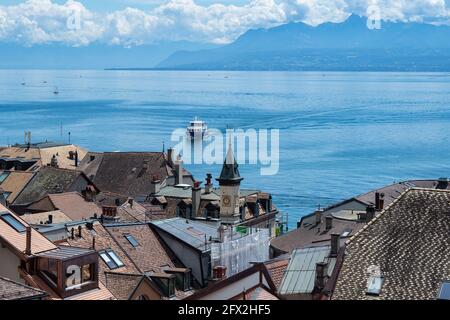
<box><xmin>187</xmin><ymin>117</ymin><xmax>208</xmax><ymax>139</ymax></box>
<box><xmin>53</xmin><ymin>86</ymin><xmax>59</xmax><ymax>95</ymax></box>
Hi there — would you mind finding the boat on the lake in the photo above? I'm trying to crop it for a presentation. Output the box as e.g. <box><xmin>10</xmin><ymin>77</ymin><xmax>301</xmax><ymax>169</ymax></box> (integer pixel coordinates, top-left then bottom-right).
<box><xmin>187</xmin><ymin>117</ymin><xmax>207</xmax><ymax>139</ymax></box>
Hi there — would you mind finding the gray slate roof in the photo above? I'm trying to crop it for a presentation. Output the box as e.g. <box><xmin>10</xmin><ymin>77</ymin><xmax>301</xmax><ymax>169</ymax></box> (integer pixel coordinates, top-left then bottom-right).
<box><xmin>332</xmin><ymin>188</ymin><xmax>450</xmax><ymax>300</ymax></box>
<box><xmin>13</xmin><ymin>166</ymin><xmax>88</xmax><ymax>205</ymax></box>
<box><xmin>0</xmin><ymin>276</ymin><xmax>47</xmax><ymax>300</ymax></box>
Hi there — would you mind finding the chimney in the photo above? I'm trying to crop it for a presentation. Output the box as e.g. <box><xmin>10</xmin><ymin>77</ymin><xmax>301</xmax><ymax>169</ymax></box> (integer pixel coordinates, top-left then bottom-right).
<box><xmin>167</xmin><ymin>148</ymin><xmax>174</xmax><ymax>167</ymax></box>
<box><xmin>71</xmin><ymin>227</ymin><xmax>75</xmax><ymax>239</ymax></box>
<box><xmin>330</xmin><ymin>233</ymin><xmax>340</xmax><ymax>257</ymax></box>
<box><xmin>68</xmin><ymin>151</ymin><xmax>75</xmax><ymax>160</ymax></box>
<box><xmin>212</xmin><ymin>266</ymin><xmax>227</xmax><ymax>281</ymax></box>
<box><xmin>25</xmin><ymin>226</ymin><xmax>32</xmax><ymax>256</ymax></box>
<box><xmin>128</xmin><ymin>198</ymin><xmax>134</xmax><ymax>208</ymax></box>
<box><xmin>379</xmin><ymin>193</ymin><xmax>385</xmax><ymax>210</ymax></box>
<box><xmin>115</xmin><ymin>198</ymin><xmax>121</xmax><ymax>206</ymax></box>
<box><xmin>218</xmin><ymin>224</ymin><xmax>227</xmax><ymax>242</ymax></box>
<box><xmin>150</xmin><ymin>175</ymin><xmax>161</xmax><ymax>194</ymax></box>
<box><xmin>92</xmin><ymin>236</ymin><xmax>96</xmax><ymax>250</ymax></box>
<box><xmin>375</xmin><ymin>192</ymin><xmax>380</xmax><ymax>210</ymax></box>
<box><xmin>191</xmin><ymin>181</ymin><xmax>201</xmax><ymax>217</ymax></box>
<box><xmin>174</xmin><ymin>154</ymin><xmax>183</xmax><ymax>185</ymax></box>
<box><xmin>74</xmin><ymin>150</ymin><xmax>78</xmax><ymax>167</ymax></box>
<box><xmin>314</xmin><ymin>262</ymin><xmax>328</xmax><ymax>292</ymax></box>
<box><xmin>325</xmin><ymin>216</ymin><xmax>333</xmax><ymax>230</ymax></box>
<box><xmin>50</xmin><ymin>154</ymin><xmax>58</xmax><ymax>168</ymax></box>
<box><xmin>48</xmin><ymin>214</ymin><xmax>53</xmax><ymax>224</ymax></box>
<box><xmin>205</xmin><ymin>173</ymin><xmax>213</xmax><ymax>194</ymax></box>
<box><xmin>315</xmin><ymin>209</ymin><xmax>323</xmax><ymax>225</ymax></box>
<box><xmin>366</xmin><ymin>205</ymin><xmax>375</xmax><ymax>221</ymax></box>
<box><xmin>78</xmin><ymin>225</ymin><xmax>82</xmax><ymax>238</ymax></box>
<box><xmin>102</xmin><ymin>205</ymin><xmax>117</xmax><ymax>218</ymax></box>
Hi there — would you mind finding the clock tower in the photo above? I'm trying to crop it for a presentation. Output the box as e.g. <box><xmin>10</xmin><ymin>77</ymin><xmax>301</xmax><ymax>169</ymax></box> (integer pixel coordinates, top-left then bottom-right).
<box><xmin>216</xmin><ymin>139</ymin><xmax>243</xmax><ymax>225</ymax></box>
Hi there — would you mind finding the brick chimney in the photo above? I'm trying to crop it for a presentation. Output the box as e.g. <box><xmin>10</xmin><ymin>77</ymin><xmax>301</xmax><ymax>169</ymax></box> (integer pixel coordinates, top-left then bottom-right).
<box><xmin>325</xmin><ymin>216</ymin><xmax>333</xmax><ymax>230</ymax></box>
<box><xmin>167</xmin><ymin>148</ymin><xmax>174</xmax><ymax>167</ymax></box>
<box><xmin>74</xmin><ymin>150</ymin><xmax>78</xmax><ymax>167</ymax></box>
<box><xmin>191</xmin><ymin>181</ymin><xmax>201</xmax><ymax>217</ymax></box>
<box><xmin>25</xmin><ymin>226</ymin><xmax>32</xmax><ymax>256</ymax></box>
<box><xmin>212</xmin><ymin>266</ymin><xmax>227</xmax><ymax>281</ymax></box>
<box><xmin>315</xmin><ymin>209</ymin><xmax>323</xmax><ymax>226</ymax></box>
<box><xmin>314</xmin><ymin>262</ymin><xmax>328</xmax><ymax>292</ymax></box>
<box><xmin>330</xmin><ymin>233</ymin><xmax>340</xmax><ymax>257</ymax></box>
<box><xmin>102</xmin><ymin>205</ymin><xmax>117</xmax><ymax>218</ymax></box>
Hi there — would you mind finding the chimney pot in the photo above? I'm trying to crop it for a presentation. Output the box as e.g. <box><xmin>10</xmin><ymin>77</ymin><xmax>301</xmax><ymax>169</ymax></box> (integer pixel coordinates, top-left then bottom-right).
<box><xmin>48</xmin><ymin>214</ymin><xmax>53</xmax><ymax>224</ymax></box>
<box><xmin>78</xmin><ymin>225</ymin><xmax>82</xmax><ymax>238</ymax></box>
<box><xmin>71</xmin><ymin>227</ymin><xmax>75</xmax><ymax>240</ymax></box>
<box><xmin>330</xmin><ymin>233</ymin><xmax>340</xmax><ymax>257</ymax></box>
<box><xmin>25</xmin><ymin>226</ymin><xmax>32</xmax><ymax>256</ymax></box>
<box><xmin>213</xmin><ymin>266</ymin><xmax>227</xmax><ymax>280</ymax></box>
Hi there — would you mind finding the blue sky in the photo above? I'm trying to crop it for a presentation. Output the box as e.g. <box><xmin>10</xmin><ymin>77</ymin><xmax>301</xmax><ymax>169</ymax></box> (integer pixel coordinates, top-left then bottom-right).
<box><xmin>1</xmin><ymin>0</ymin><xmax>450</xmax><ymax>46</ymax></box>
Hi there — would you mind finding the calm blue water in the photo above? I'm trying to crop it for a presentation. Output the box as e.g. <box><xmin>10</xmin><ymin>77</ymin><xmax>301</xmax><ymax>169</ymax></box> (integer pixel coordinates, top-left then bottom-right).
<box><xmin>1</xmin><ymin>70</ymin><xmax>450</xmax><ymax>229</ymax></box>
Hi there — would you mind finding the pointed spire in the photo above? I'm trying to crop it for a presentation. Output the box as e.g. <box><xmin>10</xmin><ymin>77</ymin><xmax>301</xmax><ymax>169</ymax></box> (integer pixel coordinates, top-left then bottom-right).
<box><xmin>216</xmin><ymin>135</ymin><xmax>243</xmax><ymax>186</ymax></box>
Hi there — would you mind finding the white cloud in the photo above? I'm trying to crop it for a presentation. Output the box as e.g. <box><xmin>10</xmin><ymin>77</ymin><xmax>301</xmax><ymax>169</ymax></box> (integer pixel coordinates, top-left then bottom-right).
<box><xmin>0</xmin><ymin>0</ymin><xmax>449</xmax><ymax>46</ymax></box>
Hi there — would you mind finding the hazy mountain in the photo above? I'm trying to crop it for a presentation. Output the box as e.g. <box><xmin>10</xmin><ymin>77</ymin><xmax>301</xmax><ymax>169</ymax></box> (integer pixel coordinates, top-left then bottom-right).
<box><xmin>0</xmin><ymin>41</ymin><xmax>217</xmax><ymax>69</ymax></box>
<box><xmin>156</xmin><ymin>15</ymin><xmax>450</xmax><ymax>71</ymax></box>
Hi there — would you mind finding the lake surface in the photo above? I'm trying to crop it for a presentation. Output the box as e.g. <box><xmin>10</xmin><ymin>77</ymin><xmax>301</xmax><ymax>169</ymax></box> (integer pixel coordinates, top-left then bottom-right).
<box><xmin>1</xmin><ymin>70</ymin><xmax>450</xmax><ymax>229</ymax></box>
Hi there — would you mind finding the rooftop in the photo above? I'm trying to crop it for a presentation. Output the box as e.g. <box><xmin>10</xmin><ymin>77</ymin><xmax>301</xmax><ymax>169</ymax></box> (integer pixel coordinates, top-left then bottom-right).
<box><xmin>0</xmin><ymin>276</ymin><xmax>47</xmax><ymax>300</ymax></box>
<box><xmin>279</xmin><ymin>246</ymin><xmax>336</xmax><ymax>295</ymax></box>
<box><xmin>333</xmin><ymin>188</ymin><xmax>450</xmax><ymax>300</ymax></box>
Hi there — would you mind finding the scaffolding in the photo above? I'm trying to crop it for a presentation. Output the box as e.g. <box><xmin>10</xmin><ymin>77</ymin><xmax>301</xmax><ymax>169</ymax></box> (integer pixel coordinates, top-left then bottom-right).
<box><xmin>211</xmin><ymin>228</ymin><xmax>270</xmax><ymax>277</ymax></box>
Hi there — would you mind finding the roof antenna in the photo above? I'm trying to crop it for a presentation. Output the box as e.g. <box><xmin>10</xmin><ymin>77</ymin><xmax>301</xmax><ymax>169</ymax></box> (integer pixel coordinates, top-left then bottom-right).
<box><xmin>68</xmin><ymin>132</ymin><xmax>71</xmax><ymax>144</ymax></box>
<box><xmin>162</xmin><ymin>141</ymin><xmax>165</xmax><ymax>153</ymax></box>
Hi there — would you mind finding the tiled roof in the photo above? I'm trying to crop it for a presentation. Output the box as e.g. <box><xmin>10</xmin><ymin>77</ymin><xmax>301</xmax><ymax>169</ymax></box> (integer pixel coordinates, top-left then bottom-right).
<box><xmin>64</xmin><ymin>282</ymin><xmax>115</xmax><ymax>300</ymax></box>
<box><xmin>231</xmin><ymin>285</ymin><xmax>279</xmax><ymax>300</ymax></box>
<box><xmin>0</xmin><ymin>276</ymin><xmax>47</xmax><ymax>300</ymax></box>
<box><xmin>21</xmin><ymin>210</ymin><xmax>72</xmax><ymax>225</ymax></box>
<box><xmin>264</xmin><ymin>258</ymin><xmax>289</xmax><ymax>291</ymax></box>
<box><xmin>104</xmin><ymin>223</ymin><xmax>178</xmax><ymax>273</ymax></box>
<box><xmin>0</xmin><ymin>171</ymin><xmax>34</xmax><ymax>203</ymax></box>
<box><xmin>65</xmin><ymin>221</ymin><xmax>140</xmax><ymax>285</ymax></box>
<box><xmin>85</xmin><ymin>152</ymin><xmax>173</xmax><ymax>197</ymax></box>
<box><xmin>332</xmin><ymin>188</ymin><xmax>450</xmax><ymax>300</ymax></box>
<box><xmin>104</xmin><ymin>272</ymin><xmax>143</xmax><ymax>300</ymax></box>
<box><xmin>13</xmin><ymin>166</ymin><xmax>89</xmax><ymax>205</ymax></box>
<box><xmin>39</xmin><ymin>144</ymin><xmax>88</xmax><ymax>170</ymax></box>
<box><xmin>0</xmin><ymin>203</ymin><xmax>57</xmax><ymax>256</ymax></box>
<box><xmin>28</xmin><ymin>192</ymin><xmax>102</xmax><ymax>221</ymax></box>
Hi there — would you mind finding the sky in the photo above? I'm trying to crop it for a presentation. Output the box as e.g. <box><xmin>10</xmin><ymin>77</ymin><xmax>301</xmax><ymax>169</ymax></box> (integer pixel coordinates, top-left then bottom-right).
<box><xmin>1</xmin><ymin>0</ymin><xmax>450</xmax><ymax>46</ymax></box>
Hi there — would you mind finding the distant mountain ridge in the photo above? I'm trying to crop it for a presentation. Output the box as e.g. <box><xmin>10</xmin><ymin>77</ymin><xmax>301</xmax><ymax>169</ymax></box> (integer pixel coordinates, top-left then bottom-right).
<box><xmin>156</xmin><ymin>15</ymin><xmax>450</xmax><ymax>71</ymax></box>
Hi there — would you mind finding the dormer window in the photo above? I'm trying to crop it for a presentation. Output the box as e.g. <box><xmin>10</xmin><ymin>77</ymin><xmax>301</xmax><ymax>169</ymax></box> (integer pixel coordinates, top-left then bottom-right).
<box><xmin>124</xmin><ymin>234</ymin><xmax>139</xmax><ymax>247</ymax></box>
<box><xmin>99</xmin><ymin>249</ymin><xmax>124</xmax><ymax>269</ymax></box>
<box><xmin>150</xmin><ymin>273</ymin><xmax>176</xmax><ymax>298</ymax></box>
<box><xmin>164</xmin><ymin>268</ymin><xmax>192</xmax><ymax>292</ymax></box>
<box><xmin>0</xmin><ymin>212</ymin><xmax>26</xmax><ymax>232</ymax></box>
<box><xmin>36</xmin><ymin>246</ymin><xmax>99</xmax><ymax>299</ymax></box>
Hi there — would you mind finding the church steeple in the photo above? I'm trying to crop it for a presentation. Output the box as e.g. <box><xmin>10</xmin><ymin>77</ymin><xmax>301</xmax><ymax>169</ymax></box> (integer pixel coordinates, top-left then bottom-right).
<box><xmin>216</xmin><ymin>137</ymin><xmax>243</xmax><ymax>186</ymax></box>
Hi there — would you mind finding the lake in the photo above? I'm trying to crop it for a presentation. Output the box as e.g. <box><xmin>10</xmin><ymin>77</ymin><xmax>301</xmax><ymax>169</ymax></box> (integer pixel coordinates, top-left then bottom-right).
<box><xmin>1</xmin><ymin>70</ymin><xmax>450</xmax><ymax>229</ymax></box>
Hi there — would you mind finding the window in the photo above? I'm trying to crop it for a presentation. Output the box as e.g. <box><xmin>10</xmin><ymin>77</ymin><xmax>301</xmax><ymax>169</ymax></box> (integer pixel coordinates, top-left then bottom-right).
<box><xmin>99</xmin><ymin>249</ymin><xmax>124</xmax><ymax>269</ymax></box>
<box><xmin>82</xmin><ymin>264</ymin><xmax>93</xmax><ymax>283</ymax></box>
<box><xmin>366</xmin><ymin>275</ymin><xmax>384</xmax><ymax>296</ymax></box>
<box><xmin>0</xmin><ymin>213</ymin><xmax>26</xmax><ymax>232</ymax></box>
<box><xmin>438</xmin><ymin>281</ymin><xmax>450</xmax><ymax>300</ymax></box>
<box><xmin>0</xmin><ymin>172</ymin><xmax>9</xmax><ymax>183</ymax></box>
<box><xmin>124</xmin><ymin>234</ymin><xmax>139</xmax><ymax>247</ymax></box>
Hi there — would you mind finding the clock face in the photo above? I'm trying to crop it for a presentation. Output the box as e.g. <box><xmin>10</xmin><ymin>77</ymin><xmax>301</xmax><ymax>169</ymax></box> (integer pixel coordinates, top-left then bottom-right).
<box><xmin>222</xmin><ymin>195</ymin><xmax>231</xmax><ymax>207</ymax></box>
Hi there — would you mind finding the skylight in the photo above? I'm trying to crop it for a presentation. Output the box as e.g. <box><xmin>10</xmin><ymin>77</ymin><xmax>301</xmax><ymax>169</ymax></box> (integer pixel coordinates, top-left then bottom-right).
<box><xmin>0</xmin><ymin>172</ymin><xmax>10</xmax><ymax>183</ymax></box>
<box><xmin>438</xmin><ymin>281</ymin><xmax>450</xmax><ymax>300</ymax></box>
<box><xmin>99</xmin><ymin>249</ymin><xmax>124</xmax><ymax>269</ymax></box>
<box><xmin>366</xmin><ymin>275</ymin><xmax>384</xmax><ymax>296</ymax></box>
<box><xmin>124</xmin><ymin>234</ymin><xmax>139</xmax><ymax>247</ymax></box>
<box><xmin>0</xmin><ymin>213</ymin><xmax>26</xmax><ymax>232</ymax></box>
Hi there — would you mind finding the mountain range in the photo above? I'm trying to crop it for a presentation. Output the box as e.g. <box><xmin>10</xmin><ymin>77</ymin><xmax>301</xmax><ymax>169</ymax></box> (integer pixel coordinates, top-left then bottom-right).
<box><xmin>156</xmin><ymin>15</ymin><xmax>450</xmax><ymax>71</ymax></box>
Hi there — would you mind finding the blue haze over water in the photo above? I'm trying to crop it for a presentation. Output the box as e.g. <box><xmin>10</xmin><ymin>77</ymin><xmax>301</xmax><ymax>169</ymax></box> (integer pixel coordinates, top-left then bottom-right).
<box><xmin>1</xmin><ymin>70</ymin><xmax>450</xmax><ymax>229</ymax></box>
